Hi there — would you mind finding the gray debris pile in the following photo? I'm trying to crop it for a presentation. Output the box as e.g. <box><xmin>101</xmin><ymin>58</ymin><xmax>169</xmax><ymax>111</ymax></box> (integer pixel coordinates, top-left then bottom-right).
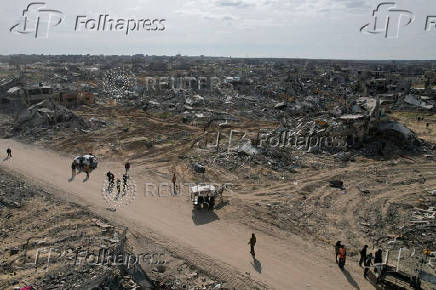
<box><xmin>190</xmin><ymin>94</ymin><xmax>427</xmax><ymax>174</ymax></box>
<box><xmin>12</xmin><ymin>100</ymin><xmax>89</xmax><ymax>139</ymax></box>
<box><xmin>394</xmin><ymin>94</ymin><xmax>435</xmax><ymax>111</ymax></box>
<box><xmin>15</xmin><ymin>100</ymin><xmax>88</xmax><ymax>129</ymax></box>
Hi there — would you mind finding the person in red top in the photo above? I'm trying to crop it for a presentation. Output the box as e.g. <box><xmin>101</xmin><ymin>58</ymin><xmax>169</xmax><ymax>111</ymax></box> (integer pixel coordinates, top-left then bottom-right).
<box><xmin>338</xmin><ymin>245</ymin><xmax>347</xmax><ymax>268</ymax></box>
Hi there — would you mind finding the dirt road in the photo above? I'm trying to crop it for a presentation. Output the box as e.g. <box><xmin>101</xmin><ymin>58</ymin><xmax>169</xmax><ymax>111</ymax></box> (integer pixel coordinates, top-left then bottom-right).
<box><xmin>0</xmin><ymin>139</ymin><xmax>371</xmax><ymax>289</ymax></box>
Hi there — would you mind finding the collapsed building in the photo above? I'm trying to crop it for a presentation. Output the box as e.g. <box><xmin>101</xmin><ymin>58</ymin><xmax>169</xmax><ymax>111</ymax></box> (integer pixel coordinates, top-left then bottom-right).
<box><xmin>12</xmin><ymin>99</ymin><xmax>90</xmax><ymax>138</ymax></box>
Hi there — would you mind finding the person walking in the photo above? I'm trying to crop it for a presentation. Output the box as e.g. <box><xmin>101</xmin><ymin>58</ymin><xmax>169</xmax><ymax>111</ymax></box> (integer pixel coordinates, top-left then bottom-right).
<box><xmin>122</xmin><ymin>173</ymin><xmax>129</xmax><ymax>193</ymax></box>
<box><xmin>172</xmin><ymin>173</ymin><xmax>176</xmax><ymax>195</ymax></box>
<box><xmin>364</xmin><ymin>253</ymin><xmax>373</xmax><ymax>279</ymax></box>
<box><xmin>84</xmin><ymin>164</ymin><xmax>90</xmax><ymax>179</ymax></box>
<box><xmin>338</xmin><ymin>245</ymin><xmax>347</xmax><ymax>268</ymax></box>
<box><xmin>125</xmin><ymin>162</ymin><xmax>130</xmax><ymax>174</ymax></box>
<box><xmin>359</xmin><ymin>245</ymin><xmax>368</xmax><ymax>267</ymax></box>
<box><xmin>249</xmin><ymin>233</ymin><xmax>256</xmax><ymax>259</ymax></box>
<box><xmin>71</xmin><ymin>162</ymin><xmax>77</xmax><ymax>179</ymax></box>
<box><xmin>116</xmin><ymin>178</ymin><xmax>121</xmax><ymax>195</ymax></box>
<box><xmin>106</xmin><ymin>171</ymin><xmax>114</xmax><ymax>191</ymax></box>
<box><xmin>335</xmin><ymin>241</ymin><xmax>342</xmax><ymax>264</ymax></box>
<box><xmin>374</xmin><ymin>249</ymin><xmax>383</xmax><ymax>279</ymax></box>
<box><xmin>6</xmin><ymin>148</ymin><xmax>12</xmax><ymax>158</ymax></box>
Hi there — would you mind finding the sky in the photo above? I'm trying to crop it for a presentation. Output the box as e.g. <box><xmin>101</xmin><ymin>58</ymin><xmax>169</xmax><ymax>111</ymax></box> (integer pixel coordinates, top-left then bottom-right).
<box><xmin>0</xmin><ymin>0</ymin><xmax>435</xmax><ymax>59</ymax></box>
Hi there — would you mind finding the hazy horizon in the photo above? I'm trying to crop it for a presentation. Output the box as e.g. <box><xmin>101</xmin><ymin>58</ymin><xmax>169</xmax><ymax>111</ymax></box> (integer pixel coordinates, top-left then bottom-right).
<box><xmin>1</xmin><ymin>0</ymin><xmax>436</xmax><ymax>60</ymax></box>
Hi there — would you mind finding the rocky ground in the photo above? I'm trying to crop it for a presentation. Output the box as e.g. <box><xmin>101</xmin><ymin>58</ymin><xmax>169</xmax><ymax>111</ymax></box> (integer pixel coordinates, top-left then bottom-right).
<box><xmin>0</xmin><ymin>98</ymin><xmax>435</xmax><ymax>289</ymax></box>
<box><xmin>0</xmin><ymin>168</ymin><xmax>233</xmax><ymax>289</ymax></box>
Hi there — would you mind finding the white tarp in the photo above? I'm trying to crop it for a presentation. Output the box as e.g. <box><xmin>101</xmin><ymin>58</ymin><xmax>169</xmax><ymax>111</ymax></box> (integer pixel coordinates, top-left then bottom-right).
<box><xmin>404</xmin><ymin>95</ymin><xmax>433</xmax><ymax>110</ymax></box>
<box><xmin>74</xmin><ymin>155</ymin><xmax>97</xmax><ymax>166</ymax></box>
<box><xmin>190</xmin><ymin>184</ymin><xmax>216</xmax><ymax>194</ymax></box>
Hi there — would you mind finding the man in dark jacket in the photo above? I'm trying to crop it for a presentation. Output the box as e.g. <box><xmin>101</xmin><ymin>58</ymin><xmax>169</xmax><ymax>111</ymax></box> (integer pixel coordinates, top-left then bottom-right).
<box><xmin>359</xmin><ymin>245</ymin><xmax>368</xmax><ymax>267</ymax></box>
<box><xmin>249</xmin><ymin>233</ymin><xmax>256</xmax><ymax>258</ymax></box>
<box><xmin>364</xmin><ymin>253</ymin><xmax>373</xmax><ymax>278</ymax></box>
<box><xmin>6</xmin><ymin>148</ymin><xmax>12</xmax><ymax>158</ymax></box>
<box><xmin>374</xmin><ymin>249</ymin><xmax>383</xmax><ymax>279</ymax></box>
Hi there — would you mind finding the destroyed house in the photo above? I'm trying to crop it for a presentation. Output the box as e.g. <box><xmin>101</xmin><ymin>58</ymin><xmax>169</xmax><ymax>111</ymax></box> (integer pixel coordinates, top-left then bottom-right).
<box><xmin>22</xmin><ymin>85</ymin><xmax>59</xmax><ymax>105</ymax></box>
<box><xmin>1</xmin><ymin>86</ymin><xmax>23</xmax><ymax>108</ymax></box>
<box><xmin>59</xmin><ymin>91</ymin><xmax>95</xmax><ymax>108</ymax></box>
<box><xmin>0</xmin><ymin>78</ymin><xmax>22</xmax><ymax>106</ymax></box>
<box><xmin>0</xmin><ymin>77</ymin><xmax>20</xmax><ymax>93</ymax></box>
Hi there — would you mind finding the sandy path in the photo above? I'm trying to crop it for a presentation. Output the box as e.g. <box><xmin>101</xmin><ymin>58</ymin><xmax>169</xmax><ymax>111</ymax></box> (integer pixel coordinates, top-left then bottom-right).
<box><xmin>0</xmin><ymin>139</ymin><xmax>371</xmax><ymax>290</ymax></box>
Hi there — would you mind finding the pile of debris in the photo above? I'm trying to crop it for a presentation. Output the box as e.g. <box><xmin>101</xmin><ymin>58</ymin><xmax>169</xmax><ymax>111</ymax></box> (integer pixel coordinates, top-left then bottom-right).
<box><xmin>12</xmin><ymin>100</ymin><xmax>89</xmax><ymax>138</ymax></box>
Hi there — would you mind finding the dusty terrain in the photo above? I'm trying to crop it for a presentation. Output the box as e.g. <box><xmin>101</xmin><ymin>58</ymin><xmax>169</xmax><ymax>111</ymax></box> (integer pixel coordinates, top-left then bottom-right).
<box><xmin>0</xmin><ymin>102</ymin><xmax>435</xmax><ymax>289</ymax></box>
<box><xmin>0</xmin><ymin>167</ymin><xmax>233</xmax><ymax>290</ymax></box>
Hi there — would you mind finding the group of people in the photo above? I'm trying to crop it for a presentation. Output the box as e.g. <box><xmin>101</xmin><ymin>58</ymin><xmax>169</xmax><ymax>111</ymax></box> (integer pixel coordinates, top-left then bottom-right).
<box><xmin>359</xmin><ymin>245</ymin><xmax>384</xmax><ymax>280</ymax></box>
<box><xmin>336</xmin><ymin>241</ymin><xmax>384</xmax><ymax>280</ymax></box>
<box><xmin>106</xmin><ymin>162</ymin><xmax>131</xmax><ymax>198</ymax></box>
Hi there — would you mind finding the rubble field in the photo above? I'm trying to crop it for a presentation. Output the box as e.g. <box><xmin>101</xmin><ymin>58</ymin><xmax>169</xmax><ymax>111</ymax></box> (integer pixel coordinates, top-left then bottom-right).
<box><xmin>0</xmin><ymin>168</ymin><xmax>248</xmax><ymax>289</ymax></box>
<box><xmin>2</xmin><ymin>99</ymin><xmax>432</xmax><ymax>288</ymax></box>
<box><xmin>0</xmin><ymin>56</ymin><xmax>435</xmax><ymax>289</ymax></box>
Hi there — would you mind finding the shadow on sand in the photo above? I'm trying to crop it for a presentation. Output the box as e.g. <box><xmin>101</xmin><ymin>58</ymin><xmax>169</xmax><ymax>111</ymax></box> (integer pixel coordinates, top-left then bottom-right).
<box><xmin>214</xmin><ymin>200</ymin><xmax>230</xmax><ymax>210</ymax></box>
<box><xmin>192</xmin><ymin>209</ymin><xmax>219</xmax><ymax>225</ymax></box>
<box><xmin>2</xmin><ymin>157</ymin><xmax>10</xmax><ymax>162</ymax></box>
<box><xmin>341</xmin><ymin>268</ymin><xmax>360</xmax><ymax>290</ymax></box>
<box><xmin>251</xmin><ymin>258</ymin><xmax>262</xmax><ymax>273</ymax></box>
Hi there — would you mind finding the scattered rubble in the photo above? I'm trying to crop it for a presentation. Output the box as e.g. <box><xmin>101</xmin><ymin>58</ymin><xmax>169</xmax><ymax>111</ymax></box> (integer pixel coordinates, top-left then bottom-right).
<box><xmin>0</xmin><ymin>169</ymin><xmax>231</xmax><ymax>289</ymax></box>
